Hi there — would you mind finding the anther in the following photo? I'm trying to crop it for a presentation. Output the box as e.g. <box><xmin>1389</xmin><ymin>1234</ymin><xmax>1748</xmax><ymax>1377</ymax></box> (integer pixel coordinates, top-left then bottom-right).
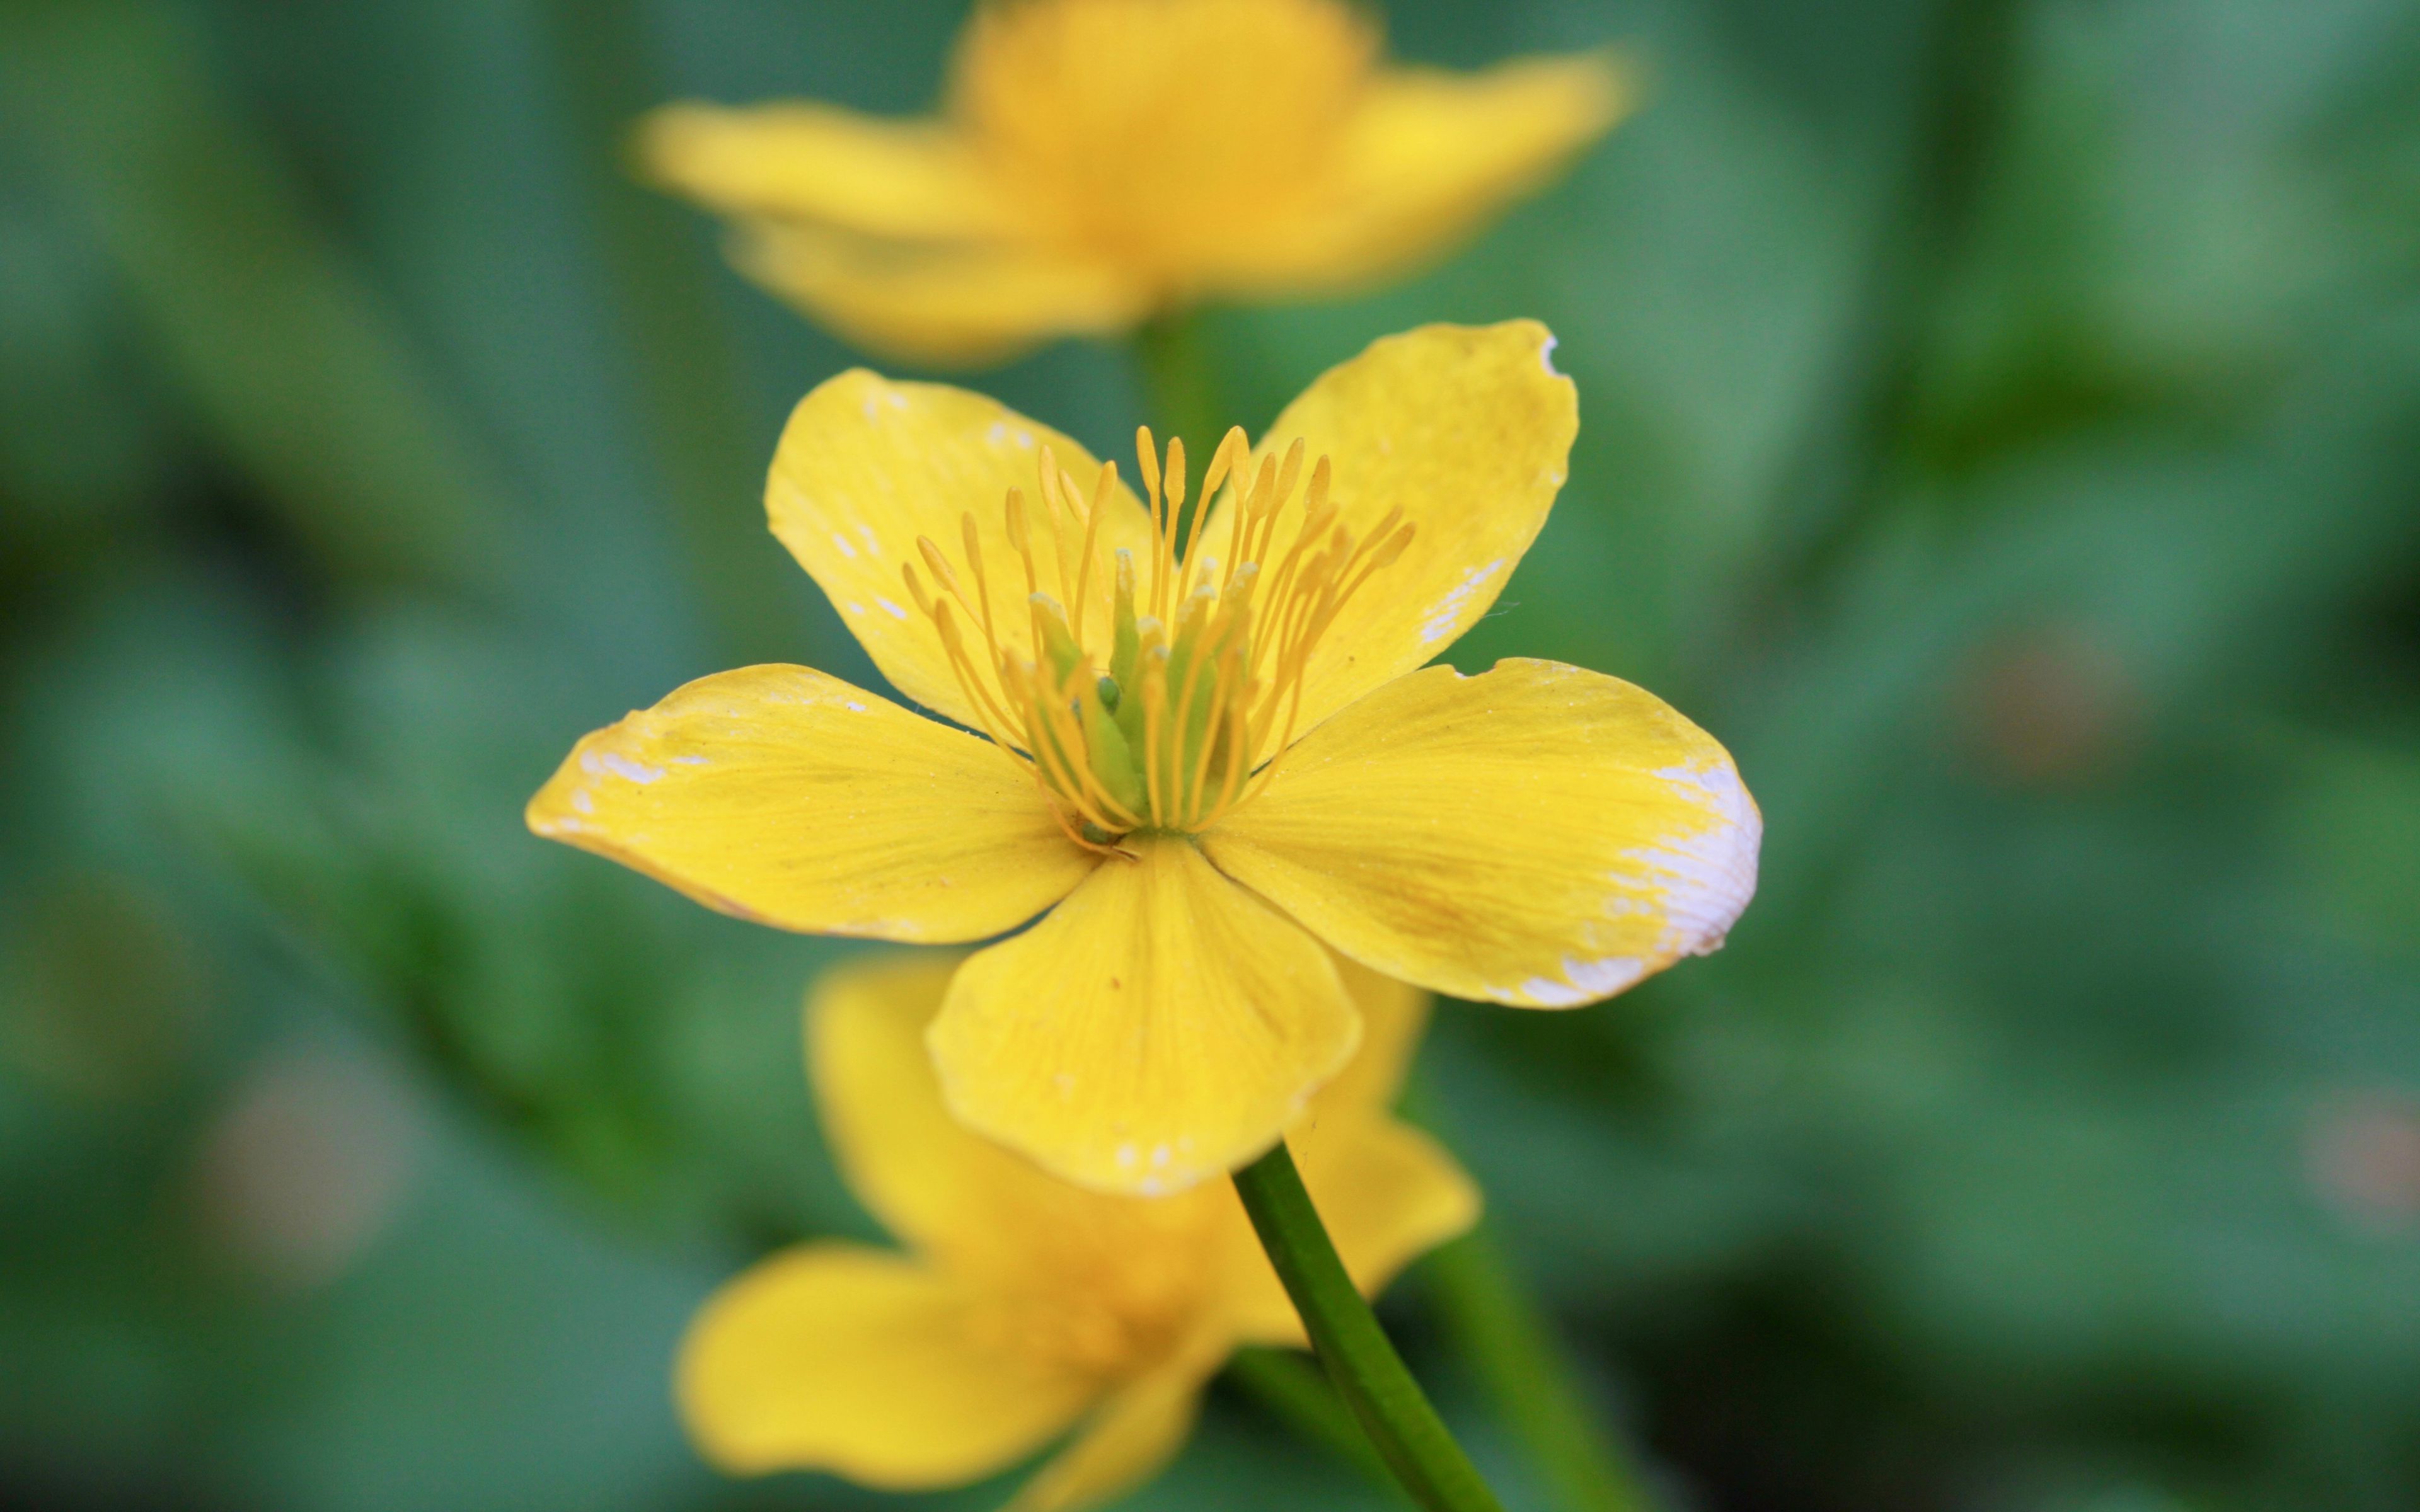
<box><xmin>1071</xmin><ymin>460</ymin><xmax>1114</xmax><ymax>644</ymax></box>
<box><xmin>1004</xmin><ymin>489</ymin><xmax>1030</xmax><ymax>555</ymax></box>
<box><xmin>916</xmin><ymin>535</ymin><xmax>960</xmax><ymax>595</ymax></box>
<box><xmin>1135</xmin><ymin>426</ymin><xmax>1161</xmax><ymax>508</ymax></box>
<box><xmin>926</xmin><ymin>418</ymin><xmax>1406</xmax><ymax>838</ymax></box>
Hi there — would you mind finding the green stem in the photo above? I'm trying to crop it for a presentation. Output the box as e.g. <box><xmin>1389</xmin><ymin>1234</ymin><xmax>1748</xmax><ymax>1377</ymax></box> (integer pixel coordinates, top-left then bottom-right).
<box><xmin>1424</xmin><ymin>1228</ymin><xmax>1660</xmax><ymax>1512</ymax></box>
<box><xmin>1407</xmin><ymin>1078</ymin><xmax>1666</xmax><ymax>1512</ymax></box>
<box><xmin>1231</xmin><ymin>1140</ymin><xmax>1506</xmax><ymax>1512</ymax></box>
<box><xmin>1134</xmin><ymin>307</ymin><xmax>1223</xmax><ymax>466</ymax></box>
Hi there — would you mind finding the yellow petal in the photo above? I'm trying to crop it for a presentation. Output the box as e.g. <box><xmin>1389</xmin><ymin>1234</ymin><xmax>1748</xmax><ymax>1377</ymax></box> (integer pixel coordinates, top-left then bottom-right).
<box><xmin>810</xmin><ymin>953</ymin><xmax>1043</xmax><ymax>1257</ymax></box>
<box><xmin>943</xmin><ymin>0</ymin><xmax>1379</xmax><ymax>299</ymax></box>
<box><xmin>526</xmin><ymin>665</ymin><xmax>1092</xmax><ymax>942</ymax></box>
<box><xmin>766</xmin><ymin>369</ymin><xmax>1159</xmax><ymax>730</ymax></box>
<box><xmin>1203</xmin><ymin>658</ymin><xmax>1760</xmax><ymax>1007</ymax></box>
<box><xmin>1005</xmin><ymin>1348</ymin><xmax>1221</xmax><ymax>1512</ymax></box>
<box><xmin>810</xmin><ymin>951</ymin><xmax>1257</xmax><ymax>1331</ymax></box>
<box><xmin>929</xmin><ymin>834</ymin><xmax>1361</xmax><ymax>1195</ymax></box>
<box><xmin>734</xmin><ymin>220</ymin><xmax>1152</xmax><ymax>367</ymax></box>
<box><xmin>677</xmin><ymin>1242</ymin><xmax>1099</xmax><ymax>1484</ymax></box>
<box><xmin>1309</xmin><ymin>952</ymin><xmax>1429</xmax><ymax>1119</ymax></box>
<box><xmin>1223</xmin><ymin>1120</ymin><xmax>1481</xmax><ymax>1346</ymax></box>
<box><xmin>1226</xmin><ymin>52</ymin><xmax>1633</xmax><ymax>296</ymax></box>
<box><xmin>640</xmin><ymin>101</ymin><xmax>1011</xmax><ymax>241</ymax></box>
<box><xmin>1201</xmin><ymin>321</ymin><xmax>1577</xmax><ymax>750</ymax></box>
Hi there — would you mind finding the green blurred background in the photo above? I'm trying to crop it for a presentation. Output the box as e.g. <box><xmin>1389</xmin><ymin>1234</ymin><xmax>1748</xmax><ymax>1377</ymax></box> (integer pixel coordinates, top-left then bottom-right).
<box><xmin>4</xmin><ymin>0</ymin><xmax>2418</xmax><ymax>1507</ymax></box>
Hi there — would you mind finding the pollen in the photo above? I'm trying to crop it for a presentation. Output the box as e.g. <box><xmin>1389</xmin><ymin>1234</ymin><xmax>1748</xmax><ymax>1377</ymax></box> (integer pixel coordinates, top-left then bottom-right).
<box><xmin>902</xmin><ymin>425</ymin><xmax>1413</xmax><ymax>849</ymax></box>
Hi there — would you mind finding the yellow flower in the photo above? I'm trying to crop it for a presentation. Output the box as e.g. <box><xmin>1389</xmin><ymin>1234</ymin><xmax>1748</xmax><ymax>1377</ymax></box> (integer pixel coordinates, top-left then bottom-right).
<box><xmin>680</xmin><ymin>951</ymin><xmax>1474</xmax><ymax>1510</ymax></box>
<box><xmin>640</xmin><ymin>0</ymin><xmax>1632</xmax><ymax>364</ymax></box>
<box><xmin>528</xmin><ymin>320</ymin><xmax>1760</xmax><ymax>1194</ymax></box>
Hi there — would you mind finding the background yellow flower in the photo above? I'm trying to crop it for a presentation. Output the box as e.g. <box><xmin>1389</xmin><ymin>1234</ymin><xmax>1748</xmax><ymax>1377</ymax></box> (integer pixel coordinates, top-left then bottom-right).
<box><xmin>641</xmin><ymin>0</ymin><xmax>1630</xmax><ymax>364</ymax></box>
<box><xmin>680</xmin><ymin>951</ymin><xmax>1473</xmax><ymax>1510</ymax></box>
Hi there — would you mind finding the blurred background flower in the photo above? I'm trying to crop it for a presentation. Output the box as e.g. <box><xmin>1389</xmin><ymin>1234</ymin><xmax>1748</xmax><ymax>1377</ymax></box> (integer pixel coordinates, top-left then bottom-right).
<box><xmin>675</xmin><ymin>952</ymin><xmax>1470</xmax><ymax>1510</ymax></box>
<box><xmin>641</xmin><ymin>0</ymin><xmax>1628</xmax><ymax>365</ymax></box>
<box><xmin>3</xmin><ymin>0</ymin><xmax>2418</xmax><ymax>1509</ymax></box>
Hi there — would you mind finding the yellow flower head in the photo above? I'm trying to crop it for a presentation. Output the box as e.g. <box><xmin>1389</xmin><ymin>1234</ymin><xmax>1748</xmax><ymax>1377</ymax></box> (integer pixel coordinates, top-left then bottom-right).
<box><xmin>642</xmin><ymin>0</ymin><xmax>1632</xmax><ymax>363</ymax></box>
<box><xmin>529</xmin><ymin>321</ymin><xmax>1761</xmax><ymax>1194</ymax></box>
<box><xmin>680</xmin><ymin>953</ymin><xmax>1475</xmax><ymax>1510</ymax></box>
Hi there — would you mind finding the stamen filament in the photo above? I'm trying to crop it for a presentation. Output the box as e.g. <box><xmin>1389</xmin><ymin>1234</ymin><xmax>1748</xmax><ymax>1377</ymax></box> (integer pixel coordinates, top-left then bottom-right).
<box><xmin>1177</xmin><ymin>432</ymin><xmax>1235</xmax><ymax>602</ymax></box>
<box><xmin>1037</xmin><ymin>447</ymin><xmax>1083</xmax><ymax>616</ymax></box>
<box><xmin>1004</xmin><ymin>488</ymin><xmax>1044</xmax><ymax>654</ymax></box>
<box><xmin>1070</xmin><ymin>461</ymin><xmax>1113</xmax><ymax>647</ymax></box>
<box><xmin>1140</xmin><ymin>664</ymin><xmax>1168</xmax><ymax>822</ymax></box>
<box><xmin>1013</xmin><ymin>660</ymin><xmax>1119</xmax><ymax>834</ymax></box>
<box><xmin>1185</xmin><ymin>644</ymin><xmax>1238</xmax><ymax>825</ymax></box>
<box><xmin>1046</xmin><ymin>663</ymin><xmax>1141</xmax><ymax>829</ymax></box>
<box><xmin>1158</xmin><ymin>437</ymin><xmax>1187</xmax><ymax>622</ymax></box>
<box><xmin>922</xmin><ymin>594</ymin><xmax>1033</xmax><ymax>772</ymax></box>
<box><xmin>901</xmin><ymin>427</ymin><xmax>1411</xmax><ymax>838</ymax></box>
<box><xmin>958</xmin><ymin>513</ymin><xmax>1005</xmax><ymax>670</ymax></box>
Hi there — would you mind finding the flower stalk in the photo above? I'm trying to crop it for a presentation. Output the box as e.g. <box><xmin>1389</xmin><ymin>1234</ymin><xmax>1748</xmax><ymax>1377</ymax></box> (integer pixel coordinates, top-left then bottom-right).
<box><xmin>1136</xmin><ymin>309</ymin><xmax>1222</xmax><ymax>469</ymax></box>
<box><xmin>1407</xmin><ymin>1077</ymin><xmax>1668</xmax><ymax>1512</ymax></box>
<box><xmin>1233</xmin><ymin>1140</ymin><xmax>1506</xmax><ymax>1512</ymax></box>
<box><xmin>1424</xmin><ymin>1226</ymin><xmax>1661</xmax><ymax>1512</ymax></box>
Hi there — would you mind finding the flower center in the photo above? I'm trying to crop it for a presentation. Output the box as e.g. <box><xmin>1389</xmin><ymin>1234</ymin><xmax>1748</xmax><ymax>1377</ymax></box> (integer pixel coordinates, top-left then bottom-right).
<box><xmin>901</xmin><ymin>425</ymin><xmax>1413</xmax><ymax>850</ymax></box>
<box><xmin>962</xmin><ymin>1207</ymin><xmax>1214</xmax><ymax>1376</ymax></box>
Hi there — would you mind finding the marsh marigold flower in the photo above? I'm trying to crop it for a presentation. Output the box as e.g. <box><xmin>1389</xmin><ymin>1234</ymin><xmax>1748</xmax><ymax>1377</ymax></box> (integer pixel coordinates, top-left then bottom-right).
<box><xmin>640</xmin><ymin>0</ymin><xmax>1632</xmax><ymax>364</ymax></box>
<box><xmin>680</xmin><ymin>952</ymin><xmax>1475</xmax><ymax>1509</ymax></box>
<box><xmin>529</xmin><ymin>321</ymin><xmax>1760</xmax><ymax>1193</ymax></box>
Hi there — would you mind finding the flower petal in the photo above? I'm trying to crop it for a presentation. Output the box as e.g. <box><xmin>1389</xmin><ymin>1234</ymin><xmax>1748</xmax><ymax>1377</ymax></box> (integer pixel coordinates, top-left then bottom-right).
<box><xmin>1223</xmin><ymin>1118</ymin><xmax>1481</xmax><ymax>1346</ymax></box>
<box><xmin>1201</xmin><ymin>321</ymin><xmax>1577</xmax><ymax>749</ymax></box>
<box><xmin>1005</xmin><ymin>1348</ymin><xmax>1221</xmax><ymax>1512</ymax></box>
<box><xmin>640</xmin><ymin>101</ymin><xmax>1011</xmax><ymax>241</ymax></box>
<box><xmin>677</xmin><ymin>1242</ymin><xmax>1098</xmax><ymax>1484</ymax></box>
<box><xmin>767</xmin><ymin>368</ymin><xmax>1159</xmax><ymax>728</ymax></box>
<box><xmin>1311</xmin><ymin>953</ymin><xmax>1429</xmax><ymax>1119</ymax></box>
<box><xmin>527</xmin><ymin>665</ymin><xmax>1092</xmax><ymax>942</ymax></box>
<box><xmin>1202</xmin><ymin>658</ymin><xmax>1760</xmax><ymax>1007</ymax></box>
<box><xmin>734</xmin><ymin>221</ymin><xmax>1152</xmax><ymax>367</ymax></box>
<box><xmin>930</xmin><ymin>834</ymin><xmax>1361</xmax><ymax>1194</ymax></box>
<box><xmin>810</xmin><ymin>953</ymin><xmax>1042</xmax><ymax>1257</ymax></box>
<box><xmin>811</xmin><ymin>952</ymin><xmax>1231</xmax><ymax>1271</ymax></box>
<box><xmin>1225</xmin><ymin>52</ymin><xmax>1632</xmax><ymax>296</ymax></box>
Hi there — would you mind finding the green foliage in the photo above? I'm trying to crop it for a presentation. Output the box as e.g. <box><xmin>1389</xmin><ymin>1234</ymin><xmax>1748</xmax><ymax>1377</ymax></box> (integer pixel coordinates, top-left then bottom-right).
<box><xmin>3</xmin><ymin>0</ymin><xmax>2416</xmax><ymax>1509</ymax></box>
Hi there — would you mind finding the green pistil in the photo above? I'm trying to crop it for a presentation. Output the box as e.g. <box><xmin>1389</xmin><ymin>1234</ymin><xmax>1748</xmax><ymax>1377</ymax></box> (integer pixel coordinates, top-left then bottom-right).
<box><xmin>1040</xmin><ymin>546</ymin><xmax>1265</xmax><ymax>833</ymax></box>
<box><xmin>1078</xmin><ymin>690</ymin><xmax>1144</xmax><ymax>815</ymax></box>
<box><xmin>1110</xmin><ymin>551</ymin><xmax>1142</xmax><ymax>692</ymax></box>
<box><xmin>1034</xmin><ymin>593</ymin><xmax>1146</xmax><ymax>820</ymax></box>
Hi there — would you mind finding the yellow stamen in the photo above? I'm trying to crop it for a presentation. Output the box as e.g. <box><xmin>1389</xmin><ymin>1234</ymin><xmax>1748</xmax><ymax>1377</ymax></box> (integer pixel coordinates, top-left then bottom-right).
<box><xmin>1140</xmin><ymin>658</ymin><xmax>1168</xmax><ymax>821</ymax></box>
<box><xmin>953</xmin><ymin>513</ymin><xmax>1001</xmax><ymax>667</ymax></box>
<box><xmin>1037</xmin><ymin>446</ymin><xmax>1083</xmax><ymax>614</ymax></box>
<box><xmin>1070</xmin><ymin>461</ymin><xmax>1113</xmax><ymax>646</ymax></box>
<box><xmin>901</xmin><ymin>425</ymin><xmax>1409</xmax><ymax>839</ymax></box>
<box><xmin>918</xmin><ymin>588</ymin><xmax>1031</xmax><ymax>772</ymax></box>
